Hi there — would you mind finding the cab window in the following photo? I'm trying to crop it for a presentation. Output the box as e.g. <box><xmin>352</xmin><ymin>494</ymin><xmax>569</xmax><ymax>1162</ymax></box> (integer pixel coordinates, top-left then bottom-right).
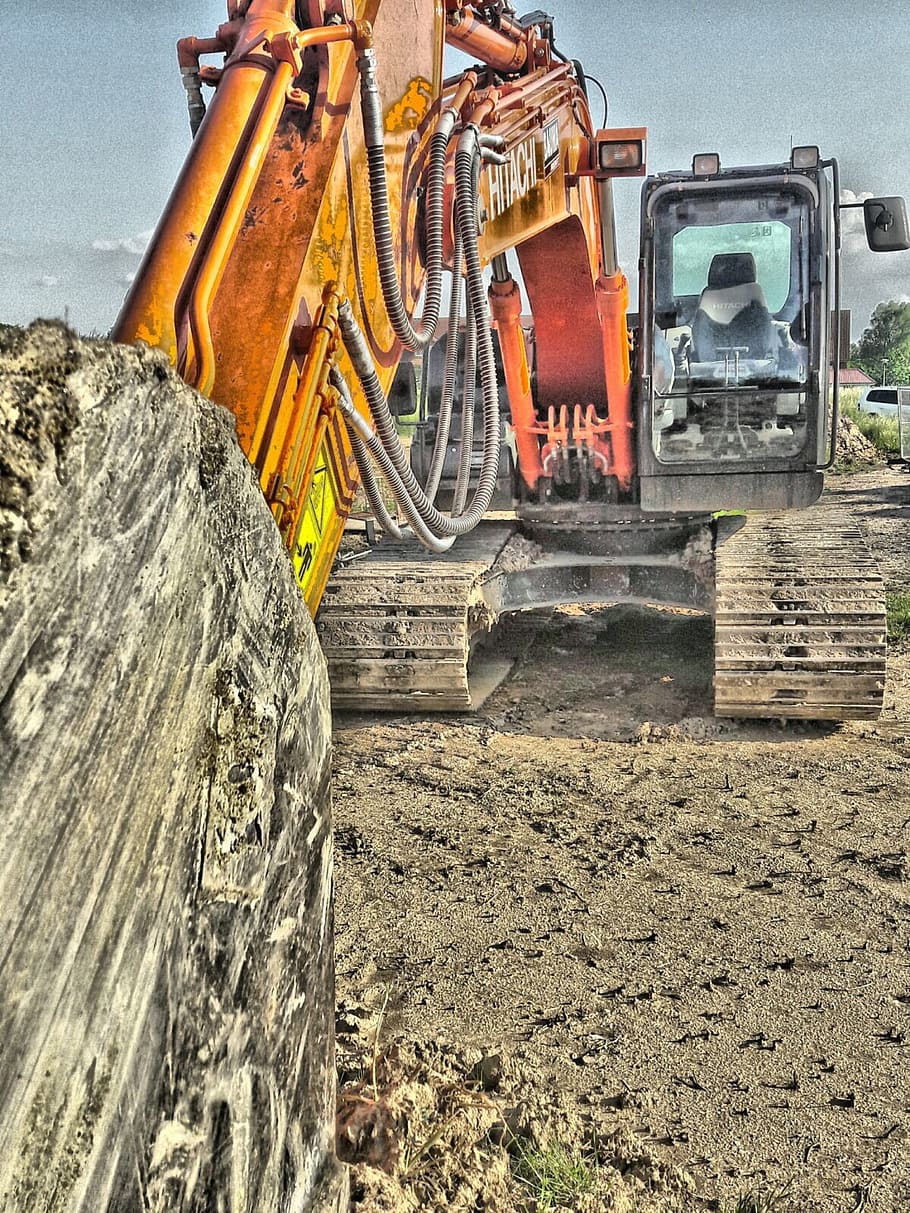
<box><xmin>672</xmin><ymin>221</ymin><xmax>792</xmax><ymax>312</ymax></box>
<box><xmin>648</xmin><ymin>186</ymin><xmax>814</xmax><ymax>465</ymax></box>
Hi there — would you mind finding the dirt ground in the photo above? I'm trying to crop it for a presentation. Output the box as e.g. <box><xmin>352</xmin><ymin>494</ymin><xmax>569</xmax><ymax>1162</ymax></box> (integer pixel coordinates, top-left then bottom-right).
<box><xmin>331</xmin><ymin>465</ymin><xmax>910</xmax><ymax>1212</ymax></box>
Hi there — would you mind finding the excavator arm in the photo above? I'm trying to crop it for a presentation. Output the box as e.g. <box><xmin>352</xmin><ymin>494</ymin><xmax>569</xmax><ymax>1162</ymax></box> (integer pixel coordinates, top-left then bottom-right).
<box><xmin>113</xmin><ymin>0</ymin><xmax>641</xmax><ymax>610</ymax></box>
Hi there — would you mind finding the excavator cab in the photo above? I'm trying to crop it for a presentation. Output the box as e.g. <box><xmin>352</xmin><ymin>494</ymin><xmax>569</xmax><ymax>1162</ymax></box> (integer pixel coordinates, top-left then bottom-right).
<box><xmin>636</xmin><ymin>150</ymin><xmax>906</xmax><ymax>512</ymax></box>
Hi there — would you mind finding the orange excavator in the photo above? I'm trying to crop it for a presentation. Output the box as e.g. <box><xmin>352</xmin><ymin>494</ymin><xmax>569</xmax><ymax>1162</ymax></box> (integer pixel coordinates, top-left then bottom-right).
<box><xmin>114</xmin><ymin>0</ymin><xmax>909</xmax><ymax>720</ymax></box>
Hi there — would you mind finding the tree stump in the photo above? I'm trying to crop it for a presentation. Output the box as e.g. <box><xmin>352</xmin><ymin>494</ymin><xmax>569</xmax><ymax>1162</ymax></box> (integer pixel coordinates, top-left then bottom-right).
<box><xmin>0</xmin><ymin>323</ymin><xmax>347</xmax><ymax>1212</ymax></box>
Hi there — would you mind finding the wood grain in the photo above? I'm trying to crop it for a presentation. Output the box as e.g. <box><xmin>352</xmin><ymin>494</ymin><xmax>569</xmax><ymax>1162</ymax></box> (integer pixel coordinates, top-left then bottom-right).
<box><xmin>0</xmin><ymin>324</ymin><xmax>346</xmax><ymax>1212</ymax></box>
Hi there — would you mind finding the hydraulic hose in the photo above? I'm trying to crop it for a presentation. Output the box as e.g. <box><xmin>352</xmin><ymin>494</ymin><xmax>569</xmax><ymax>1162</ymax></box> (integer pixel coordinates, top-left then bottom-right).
<box><xmin>451</xmin><ymin>137</ymin><xmax>488</xmax><ymax>515</ymax></box>
<box><xmin>453</xmin><ymin>297</ymin><xmax>477</xmax><ymax>515</ymax></box>
<box><xmin>430</xmin><ymin>134</ymin><xmax>501</xmax><ymax>512</ymax></box>
<box><xmin>424</xmin><ymin>138</ymin><xmax>501</xmax><ymax>508</ymax></box>
<box><xmin>180</xmin><ymin>68</ymin><xmax>207</xmax><ymax>136</ymax></box>
<box><xmin>343</xmin><ymin>53</ymin><xmax>507</xmax><ymax>546</ymax></box>
<box><xmin>333</xmin><ymin>370</ymin><xmax>456</xmax><ymax>553</ymax></box>
<box><xmin>423</xmin><ymin>223</ymin><xmax>465</xmax><ymax>504</ymax></box>
<box><xmin>359</xmin><ymin>47</ymin><xmax>456</xmax><ymax>352</ymax></box>
<box><xmin>336</xmin><ymin>128</ymin><xmax>503</xmax><ymax>541</ymax></box>
<box><xmin>339</xmin><ymin>292</ymin><xmax>496</xmax><ymax>537</ymax></box>
<box><xmin>330</xmin><ymin>368</ymin><xmax>403</xmax><ymax>541</ymax></box>
<box><xmin>452</xmin><ymin>122</ymin><xmax>502</xmax><ymax>521</ymax></box>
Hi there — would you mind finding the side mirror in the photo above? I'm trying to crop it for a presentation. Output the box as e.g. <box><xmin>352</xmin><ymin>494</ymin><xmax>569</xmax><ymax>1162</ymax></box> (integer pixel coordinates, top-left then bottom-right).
<box><xmin>863</xmin><ymin>196</ymin><xmax>910</xmax><ymax>252</ymax></box>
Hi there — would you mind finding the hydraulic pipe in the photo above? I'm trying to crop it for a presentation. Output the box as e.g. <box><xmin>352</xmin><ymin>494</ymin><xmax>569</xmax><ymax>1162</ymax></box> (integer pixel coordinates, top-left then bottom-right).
<box><xmin>424</xmin><ymin>224</ymin><xmax>465</xmax><ymax>503</ymax></box>
<box><xmin>481</xmin><ymin>60</ymin><xmax>574</xmax><ymax>112</ymax></box>
<box><xmin>445</xmin><ymin>6</ymin><xmax>530</xmax><ymax>74</ymax></box>
<box><xmin>489</xmin><ymin>274</ymin><xmax>544</xmax><ymax>490</ymax></box>
<box><xmin>112</xmin><ymin>60</ymin><xmax>274</xmax><ymax>356</ymax></box>
<box><xmin>183</xmin><ymin>57</ymin><xmax>295</xmax><ymax>393</ymax></box>
<box><xmin>113</xmin><ymin>12</ymin><xmax>359</xmax><ymax>374</ymax></box>
<box><xmin>447</xmin><ymin>70</ymin><xmax>480</xmax><ymax>119</ymax></box>
<box><xmin>268</xmin><ymin>288</ymin><xmax>342</xmax><ymax>533</ymax></box>
<box><xmin>177</xmin><ymin>35</ymin><xmax>231</xmax><ymax>70</ymax></box>
<box><xmin>595</xmin><ymin>269</ymin><xmax>635</xmax><ymax>492</ymax></box>
<box><xmin>184</xmin><ymin>21</ymin><xmax>360</xmax><ymax>394</ymax></box>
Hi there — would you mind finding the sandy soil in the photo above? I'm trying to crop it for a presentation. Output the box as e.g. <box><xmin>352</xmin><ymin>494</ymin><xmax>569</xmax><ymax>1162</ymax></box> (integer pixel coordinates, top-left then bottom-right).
<box><xmin>332</xmin><ymin>465</ymin><xmax>910</xmax><ymax>1212</ymax></box>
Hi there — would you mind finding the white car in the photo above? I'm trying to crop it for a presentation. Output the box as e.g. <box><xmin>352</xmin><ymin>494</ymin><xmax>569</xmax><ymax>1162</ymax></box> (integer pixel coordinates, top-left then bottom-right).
<box><xmin>857</xmin><ymin>386</ymin><xmax>902</xmax><ymax>418</ymax></box>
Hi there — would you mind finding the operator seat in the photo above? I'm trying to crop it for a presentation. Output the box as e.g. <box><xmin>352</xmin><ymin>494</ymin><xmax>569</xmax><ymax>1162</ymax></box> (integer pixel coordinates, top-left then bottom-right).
<box><xmin>690</xmin><ymin>252</ymin><xmax>776</xmax><ymax>362</ymax></box>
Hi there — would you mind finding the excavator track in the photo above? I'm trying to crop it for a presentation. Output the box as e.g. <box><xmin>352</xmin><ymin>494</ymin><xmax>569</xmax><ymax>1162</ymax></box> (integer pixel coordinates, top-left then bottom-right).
<box><xmin>714</xmin><ymin>506</ymin><xmax>886</xmax><ymax>719</ymax></box>
<box><xmin>318</xmin><ymin>524</ymin><xmax>517</xmax><ymax>712</ymax></box>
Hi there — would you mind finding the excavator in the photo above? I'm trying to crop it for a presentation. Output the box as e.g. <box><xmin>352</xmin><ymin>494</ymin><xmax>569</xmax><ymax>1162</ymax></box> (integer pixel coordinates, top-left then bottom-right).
<box><xmin>114</xmin><ymin>0</ymin><xmax>910</xmax><ymax>722</ymax></box>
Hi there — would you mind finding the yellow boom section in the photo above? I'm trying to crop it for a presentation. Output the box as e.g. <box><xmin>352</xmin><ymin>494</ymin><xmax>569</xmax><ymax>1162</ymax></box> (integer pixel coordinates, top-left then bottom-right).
<box><xmin>114</xmin><ymin>0</ymin><xmax>444</xmax><ymax>610</ymax></box>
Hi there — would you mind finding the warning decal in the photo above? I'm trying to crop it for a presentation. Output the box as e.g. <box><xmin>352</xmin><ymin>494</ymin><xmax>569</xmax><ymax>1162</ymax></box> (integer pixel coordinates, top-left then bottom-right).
<box><xmin>292</xmin><ymin>459</ymin><xmax>336</xmax><ymax>592</ymax></box>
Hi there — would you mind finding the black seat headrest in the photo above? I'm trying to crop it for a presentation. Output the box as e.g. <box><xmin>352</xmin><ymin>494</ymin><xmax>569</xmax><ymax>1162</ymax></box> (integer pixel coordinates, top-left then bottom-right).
<box><xmin>706</xmin><ymin>252</ymin><xmax>757</xmax><ymax>289</ymax></box>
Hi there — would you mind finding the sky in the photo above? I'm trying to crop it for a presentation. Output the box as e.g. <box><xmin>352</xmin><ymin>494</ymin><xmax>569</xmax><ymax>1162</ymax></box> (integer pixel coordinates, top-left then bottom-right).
<box><xmin>1</xmin><ymin>0</ymin><xmax>908</xmax><ymax>340</ymax></box>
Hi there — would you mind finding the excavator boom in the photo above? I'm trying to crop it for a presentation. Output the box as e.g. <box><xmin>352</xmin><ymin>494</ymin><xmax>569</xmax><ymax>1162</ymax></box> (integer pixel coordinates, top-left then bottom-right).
<box><xmin>117</xmin><ymin>0</ymin><xmax>446</xmax><ymax>606</ymax></box>
<box><xmin>114</xmin><ymin>0</ymin><xmax>641</xmax><ymax>610</ymax></box>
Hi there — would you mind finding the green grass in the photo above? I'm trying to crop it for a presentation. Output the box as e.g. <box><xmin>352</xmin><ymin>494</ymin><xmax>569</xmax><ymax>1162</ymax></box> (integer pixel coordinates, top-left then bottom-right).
<box><xmin>840</xmin><ymin>397</ymin><xmax>900</xmax><ymax>454</ymax></box>
<box><xmin>511</xmin><ymin>1141</ymin><xmax>597</xmax><ymax>1210</ymax></box>
<box><xmin>726</xmin><ymin>1182</ymin><xmax>792</xmax><ymax>1213</ymax></box>
<box><xmin>887</xmin><ymin>593</ymin><xmax>910</xmax><ymax>646</ymax></box>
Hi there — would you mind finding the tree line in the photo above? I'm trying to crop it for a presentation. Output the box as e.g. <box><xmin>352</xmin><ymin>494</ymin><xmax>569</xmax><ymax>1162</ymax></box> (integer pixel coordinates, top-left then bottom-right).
<box><xmin>851</xmin><ymin>300</ymin><xmax>910</xmax><ymax>385</ymax></box>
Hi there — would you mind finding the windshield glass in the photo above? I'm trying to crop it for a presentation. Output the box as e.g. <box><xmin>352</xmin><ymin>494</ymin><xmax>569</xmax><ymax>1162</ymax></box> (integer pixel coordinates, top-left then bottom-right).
<box><xmin>648</xmin><ymin>185</ymin><xmax>814</xmax><ymax>465</ymax></box>
<box><xmin>672</xmin><ymin>220</ymin><xmax>793</xmax><ymax>311</ymax></box>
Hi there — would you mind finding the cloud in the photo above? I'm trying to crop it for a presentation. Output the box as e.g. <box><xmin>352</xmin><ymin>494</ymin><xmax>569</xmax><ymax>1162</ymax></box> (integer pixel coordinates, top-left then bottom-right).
<box><xmin>839</xmin><ymin>187</ymin><xmax>874</xmax><ymax>255</ymax></box>
<box><xmin>115</xmin><ymin>270</ymin><xmax>137</xmax><ymax>286</ymax></box>
<box><xmin>92</xmin><ymin>229</ymin><xmax>153</xmax><ymax>256</ymax></box>
<box><xmin>840</xmin><ymin>186</ymin><xmax>872</xmax><ymax>212</ymax></box>
<box><xmin>34</xmin><ymin>274</ymin><xmax>60</xmax><ymax>288</ymax></box>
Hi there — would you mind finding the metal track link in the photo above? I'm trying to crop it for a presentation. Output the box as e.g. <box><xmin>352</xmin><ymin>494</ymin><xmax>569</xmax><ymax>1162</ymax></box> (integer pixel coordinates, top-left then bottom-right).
<box><xmin>317</xmin><ymin>524</ymin><xmax>516</xmax><ymax>712</ymax></box>
<box><xmin>714</xmin><ymin>506</ymin><xmax>886</xmax><ymax>719</ymax></box>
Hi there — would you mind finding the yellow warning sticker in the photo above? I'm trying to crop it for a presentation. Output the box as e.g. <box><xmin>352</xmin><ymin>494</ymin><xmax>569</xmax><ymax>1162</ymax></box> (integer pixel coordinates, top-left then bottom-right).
<box><xmin>292</xmin><ymin>453</ymin><xmax>337</xmax><ymax>595</ymax></box>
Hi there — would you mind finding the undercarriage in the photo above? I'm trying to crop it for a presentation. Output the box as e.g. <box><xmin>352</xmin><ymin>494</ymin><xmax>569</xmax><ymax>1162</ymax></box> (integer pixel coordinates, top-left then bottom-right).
<box><xmin>319</xmin><ymin>504</ymin><xmax>885</xmax><ymax>720</ymax></box>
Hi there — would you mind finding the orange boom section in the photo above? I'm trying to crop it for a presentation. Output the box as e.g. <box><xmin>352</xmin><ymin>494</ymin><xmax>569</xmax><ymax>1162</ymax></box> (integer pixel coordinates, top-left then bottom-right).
<box><xmin>468</xmin><ymin>61</ymin><xmax>639</xmax><ymax>495</ymax></box>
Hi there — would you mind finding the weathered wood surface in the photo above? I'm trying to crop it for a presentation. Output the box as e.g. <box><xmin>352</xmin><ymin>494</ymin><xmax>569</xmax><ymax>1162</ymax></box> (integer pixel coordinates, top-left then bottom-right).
<box><xmin>0</xmin><ymin>324</ymin><xmax>347</xmax><ymax>1212</ymax></box>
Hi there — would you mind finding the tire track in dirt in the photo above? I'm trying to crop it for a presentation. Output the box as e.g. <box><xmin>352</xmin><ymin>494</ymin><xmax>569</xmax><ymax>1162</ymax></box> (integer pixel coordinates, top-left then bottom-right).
<box><xmin>333</xmin><ymin>466</ymin><xmax>910</xmax><ymax>1212</ymax></box>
